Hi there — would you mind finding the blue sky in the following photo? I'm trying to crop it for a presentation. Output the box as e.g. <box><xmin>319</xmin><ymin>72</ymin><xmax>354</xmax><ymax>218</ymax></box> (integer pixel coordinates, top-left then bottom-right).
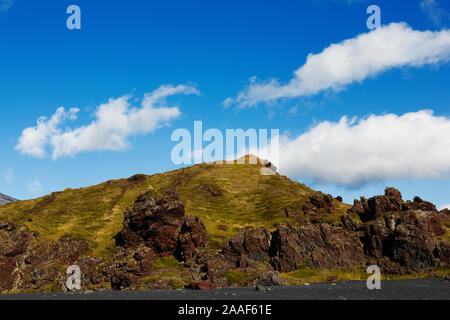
<box><xmin>1</xmin><ymin>0</ymin><xmax>450</xmax><ymax>209</ymax></box>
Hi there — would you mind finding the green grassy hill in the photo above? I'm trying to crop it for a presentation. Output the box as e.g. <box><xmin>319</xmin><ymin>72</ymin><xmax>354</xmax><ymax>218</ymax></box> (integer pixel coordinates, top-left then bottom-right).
<box><xmin>0</xmin><ymin>158</ymin><xmax>348</xmax><ymax>259</ymax></box>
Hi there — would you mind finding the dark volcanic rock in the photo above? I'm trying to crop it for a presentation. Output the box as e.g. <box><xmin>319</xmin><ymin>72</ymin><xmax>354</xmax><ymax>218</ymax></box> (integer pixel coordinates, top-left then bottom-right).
<box><xmin>350</xmin><ymin>187</ymin><xmax>403</xmax><ymax>222</ymax></box>
<box><xmin>270</xmin><ymin>223</ymin><xmax>364</xmax><ymax>272</ymax></box>
<box><xmin>402</xmin><ymin>196</ymin><xmax>437</xmax><ymax>212</ymax></box>
<box><xmin>121</xmin><ymin>192</ymin><xmax>209</xmax><ymax>261</ymax></box>
<box><xmin>362</xmin><ymin>210</ymin><xmax>448</xmax><ymax>274</ymax></box>
<box><xmin>0</xmin><ymin>222</ymin><xmax>36</xmax><ymax>292</ymax></box>
<box><xmin>0</xmin><ymin>222</ymin><xmax>93</xmax><ymax>292</ymax></box>
<box><xmin>102</xmin><ymin>245</ymin><xmax>153</xmax><ymax>290</ymax></box>
<box><xmin>189</xmin><ymin>280</ymin><xmax>216</xmax><ymax>290</ymax></box>
<box><xmin>175</xmin><ymin>215</ymin><xmax>209</xmax><ymax>261</ymax></box>
<box><xmin>340</xmin><ymin>214</ymin><xmax>363</xmax><ymax>231</ymax></box>
<box><xmin>309</xmin><ymin>194</ymin><xmax>336</xmax><ymax>214</ymax></box>
<box><xmin>255</xmin><ymin>271</ymin><xmax>284</xmax><ymax>286</ymax></box>
<box><xmin>121</xmin><ymin>192</ymin><xmax>186</xmax><ymax>253</ymax></box>
<box><xmin>222</xmin><ymin>226</ymin><xmax>272</xmax><ymax>267</ymax></box>
<box><xmin>302</xmin><ymin>194</ymin><xmax>336</xmax><ymax>215</ymax></box>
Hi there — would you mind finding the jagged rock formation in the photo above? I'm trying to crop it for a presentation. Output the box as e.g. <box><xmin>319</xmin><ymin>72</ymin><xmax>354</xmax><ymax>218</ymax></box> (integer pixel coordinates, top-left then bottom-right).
<box><xmin>0</xmin><ymin>193</ymin><xmax>17</xmax><ymax>205</ymax></box>
<box><xmin>0</xmin><ymin>186</ymin><xmax>448</xmax><ymax>293</ymax></box>
<box><xmin>120</xmin><ymin>191</ymin><xmax>209</xmax><ymax>259</ymax></box>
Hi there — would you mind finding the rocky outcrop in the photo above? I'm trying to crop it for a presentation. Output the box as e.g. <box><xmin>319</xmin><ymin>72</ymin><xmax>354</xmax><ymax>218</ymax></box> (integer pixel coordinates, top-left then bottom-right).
<box><xmin>0</xmin><ymin>222</ymin><xmax>94</xmax><ymax>292</ymax></box>
<box><xmin>254</xmin><ymin>271</ymin><xmax>284</xmax><ymax>286</ymax></box>
<box><xmin>309</xmin><ymin>194</ymin><xmax>336</xmax><ymax>214</ymax></box>
<box><xmin>270</xmin><ymin>223</ymin><xmax>364</xmax><ymax>272</ymax></box>
<box><xmin>302</xmin><ymin>193</ymin><xmax>336</xmax><ymax>215</ymax></box>
<box><xmin>361</xmin><ymin>210</ymin><xmax>448</xmax><ymax>274</ymax></box>
<box><xmin>222</xmin><ymin>226</ymin><xmax>272</xmax><ymax>267</ymax></box>
<box><xmin>121</xmin><ymin>192</ymin><xmax>209</xmax><ymax>260</ymax></box>
<box><xmin>402</xmin><ymin>197</ymin><xmax>437</xmax><ymax>212</ymax></box>
<box><xmin>121</xmin><ymin>192</ymin><xmax>186</xmax><ymax>253</ymax></box>
<box><xmin>189</xmin><ymin>280</ymin><xmax>217</xmax><ymax>290</ymax></box>
<box><xmin>102</xmin><ymin>245</ymin><xmax>152</xmax><ymax>290</ymax></box>
<box><xmin>121</xmin><ymin>192</ymin><xmax>209</xmax><ymax>261</ymax></box>
<box><xmin>0</xmin><ymin>222</ymin><xmax>36</xmax><ymax>292</ymax></box>
<box><xmin>350</xmin><ymin>187</ymin><xmax>403</xmax><ymax>222</ymax></box>
<box><xmin>348</xmin><ymin>187</ymin><xmax>449</xmax><ymax>274</ymax></box>
<box><xmin>175</xmin><ymin>215</ymin><xmax>209</xmax><ymax>261</ymax></box>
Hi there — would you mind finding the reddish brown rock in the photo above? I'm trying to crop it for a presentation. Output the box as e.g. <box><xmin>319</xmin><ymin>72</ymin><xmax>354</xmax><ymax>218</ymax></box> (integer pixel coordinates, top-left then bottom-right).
<box><xmin>222</xmin><ymin>226</ymin><xmax>272</xmax><ymax>267</ymax></box>
<box><xmin>255</xmin><ymin>271</ymin><xmax>284</xmax><ymax>286</ymax></box>
<box><xmin>340</xmin><ymin>214</ymin><xmax>363</xmax><ymax>231</ymax></box>
<box><xmin>25</xmin><ymin>236</ymin><xmax>89</xmax><ymax>266</ymax></box>
<box><xmin>175</xmin><ymin>215</ymin><xmax>209</xmax><ymax>261</ymax></box>
<box><xmin>309</xmin><ymin>194</ymin><xmax>336</xmax><ymax>214</ymax></box>
<box><xmin>269</xmin><ymin>224</ymin><xmax>305</xmax><ymax>272</ymax></box>
<box><xmin>402</xmin><ymin>196</ymin><xmax>437</xmax><ymax>212</ymax></box>
<box><xmin>121</xmin><ymin>192</ymin><xmax>209</xmax><ymax>263</ymax></box>
<box><xmin>350</xmin><ymin>187</ymin><xmax>403</xmax><ymax>222</ymax></box>
<box><xmin>102</xmin><ymin>245</ymin><xmax>153</xmax><ymax>290</ymax></box>
<box><xmin>270</xmin><ymin>223</ymin><xmax>364</xmax><ymax>272</ymax></box>
<box><xmin>121</xmin><ymin>192</ymin><xmax>185</xmax><ymax>254</ymax></box>
<box><xmin>0</xmin><ymin>222</ymin><xmax>36</xmax><ymax>292</ymax></box>
<box><xmin>189</xmin><ymin>280</ymin><xmax>216</xmax><ymax>290</ymax></box>
<box><xmin>362</xmin><ymin>211</ymin><xmax>448</xmax><ymax>274</ymax></box>
<box><xmin>0</xmin><ymin>221</ymin><xmax>94</xmax><ymax>292</ymax></box>
<box><xmin>326</xmin><ymin>275</ymin><xmax>338</xmax><ymax>282</ymax></box>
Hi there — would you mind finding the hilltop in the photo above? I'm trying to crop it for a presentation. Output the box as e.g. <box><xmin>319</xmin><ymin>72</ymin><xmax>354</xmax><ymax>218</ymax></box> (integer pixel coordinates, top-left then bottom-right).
<box><xmin>0</xmin><ymin>157</ymin><xmax>448</xmax><ymax>293</ymax></box>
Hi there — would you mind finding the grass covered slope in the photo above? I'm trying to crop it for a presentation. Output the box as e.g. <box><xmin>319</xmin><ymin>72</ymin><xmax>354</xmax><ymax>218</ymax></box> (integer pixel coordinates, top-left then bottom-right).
<box><xmin>0</xmin><ymin>159</ymin><xmax>347</xmax><ymax>258</ymax></box>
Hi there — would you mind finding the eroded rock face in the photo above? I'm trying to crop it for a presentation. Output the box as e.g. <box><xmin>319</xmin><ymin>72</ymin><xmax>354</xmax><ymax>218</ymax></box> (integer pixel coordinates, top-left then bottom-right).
<box><xmin>340</xmin><ymin>214</ymin><xmax>363</xmax><ymax>231</ymax></box>
<box><xmin>102</xmin><ymin>245</ymin><xmax>153</xmax><ymax>290</ymax></box>
<box><xmin>222</xmin><ymin>226</ymin><xmax>272</xmax><ymax>267</ymax></box>
<box><xmin>189</xmin><ymin>280</ymin><xmax>216</xmax><ymax>290</ymax></box>
<box><xmin>270</xmin><ymin>223</ymin><xmax>364</xmax><ymax>272</ymax></box>
<box><xmin>0</xmin><ymin>222</ymin><xmax>36</xmax><ymax>292</ymax></box>
<box><xmin>309</xmin><ymin>194</ymin><xmax>336</xmax><ymax>214</ymax></box>
<box><xmin>350</xmin><ymin>187</ymin><xmax>404</xmax><ymax>222</ymax></box>
<box><xmin>175</xmin><ymin>215</ymin><xmax>209</xmax><ymax>261</ymax></box>
<box><xmin>362</xmin><ymin>211</ymin><xmax>447</xmax><ymax>274</ymax></box>
<box><xmin>121</xmin><ymin>192</ymin><xmax>186</xmax><ymax>254</ymax></box>
<box><xmin>121</xmin><ymin>192</ymin><xmax>209</xmax><ymax>261</ymax></box>
<box><xmin>0</xmin><ymin>222</ymin><xmax>93</xmax><ymax>292</ymax></box>
<box><xmin>254</xmin><ymin>271</ymin><xmax>284</xmax><ymax>286</ymax></box>
<box><xmin>21</xmin><ymin>237</ymin><xmax>91</xmax><ymax>291</ymax></box>
<box><xmin>402</xmin><ymin>197</ymin><xmax>437</xmax><ymax>212</ymax></box>
<box><xmin>302</xmin><ymin>194</ymin><xmax>336</xmax><ymax>215</ymax></box>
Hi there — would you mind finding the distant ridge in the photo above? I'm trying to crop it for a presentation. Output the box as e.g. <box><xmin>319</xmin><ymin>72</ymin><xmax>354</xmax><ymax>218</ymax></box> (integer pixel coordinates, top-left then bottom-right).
<box><xmin>0</xmin><ymin>193</ymin><xmax>17</xmax><ymax>205</ymax></box>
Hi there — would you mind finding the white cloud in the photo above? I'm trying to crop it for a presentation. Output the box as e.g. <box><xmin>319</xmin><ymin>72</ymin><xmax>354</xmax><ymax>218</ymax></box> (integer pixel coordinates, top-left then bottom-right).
<box><xmin>225</xmin><ymin>23</ymin><xmax>450</xmax><ymax>108</ymax></box>
<box><xmin>268</xmin><ymin>110</ymin><xmax>450</xmax><ymax>186</ymax></box>
<box><xmin>0</xmin><ymin>0</ymin><xmax>13</xmax><ymax>12</ymax></box>
<box><xmin>16</xmin><ymin>84</ymin><xmax>199</xmax><ymax>159</ymax></box>
<box><xmin>16</xmin><ymin>107</ymin><xmax>79</xmax><ymax>158</ymax></box>
<box><xmin>27</xmin><ymin>179</ymin><xmax>42</xmax><ymax>194</ymax></box>
<box><xmin>439</xmin><ymin>204</ymin><xmax>450</xmax><ymax>210</ymax></box>
<box><xmin>420</xmin><ymin>0</ymin><xmax>449</xmax><ymax>26</ymax></box>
